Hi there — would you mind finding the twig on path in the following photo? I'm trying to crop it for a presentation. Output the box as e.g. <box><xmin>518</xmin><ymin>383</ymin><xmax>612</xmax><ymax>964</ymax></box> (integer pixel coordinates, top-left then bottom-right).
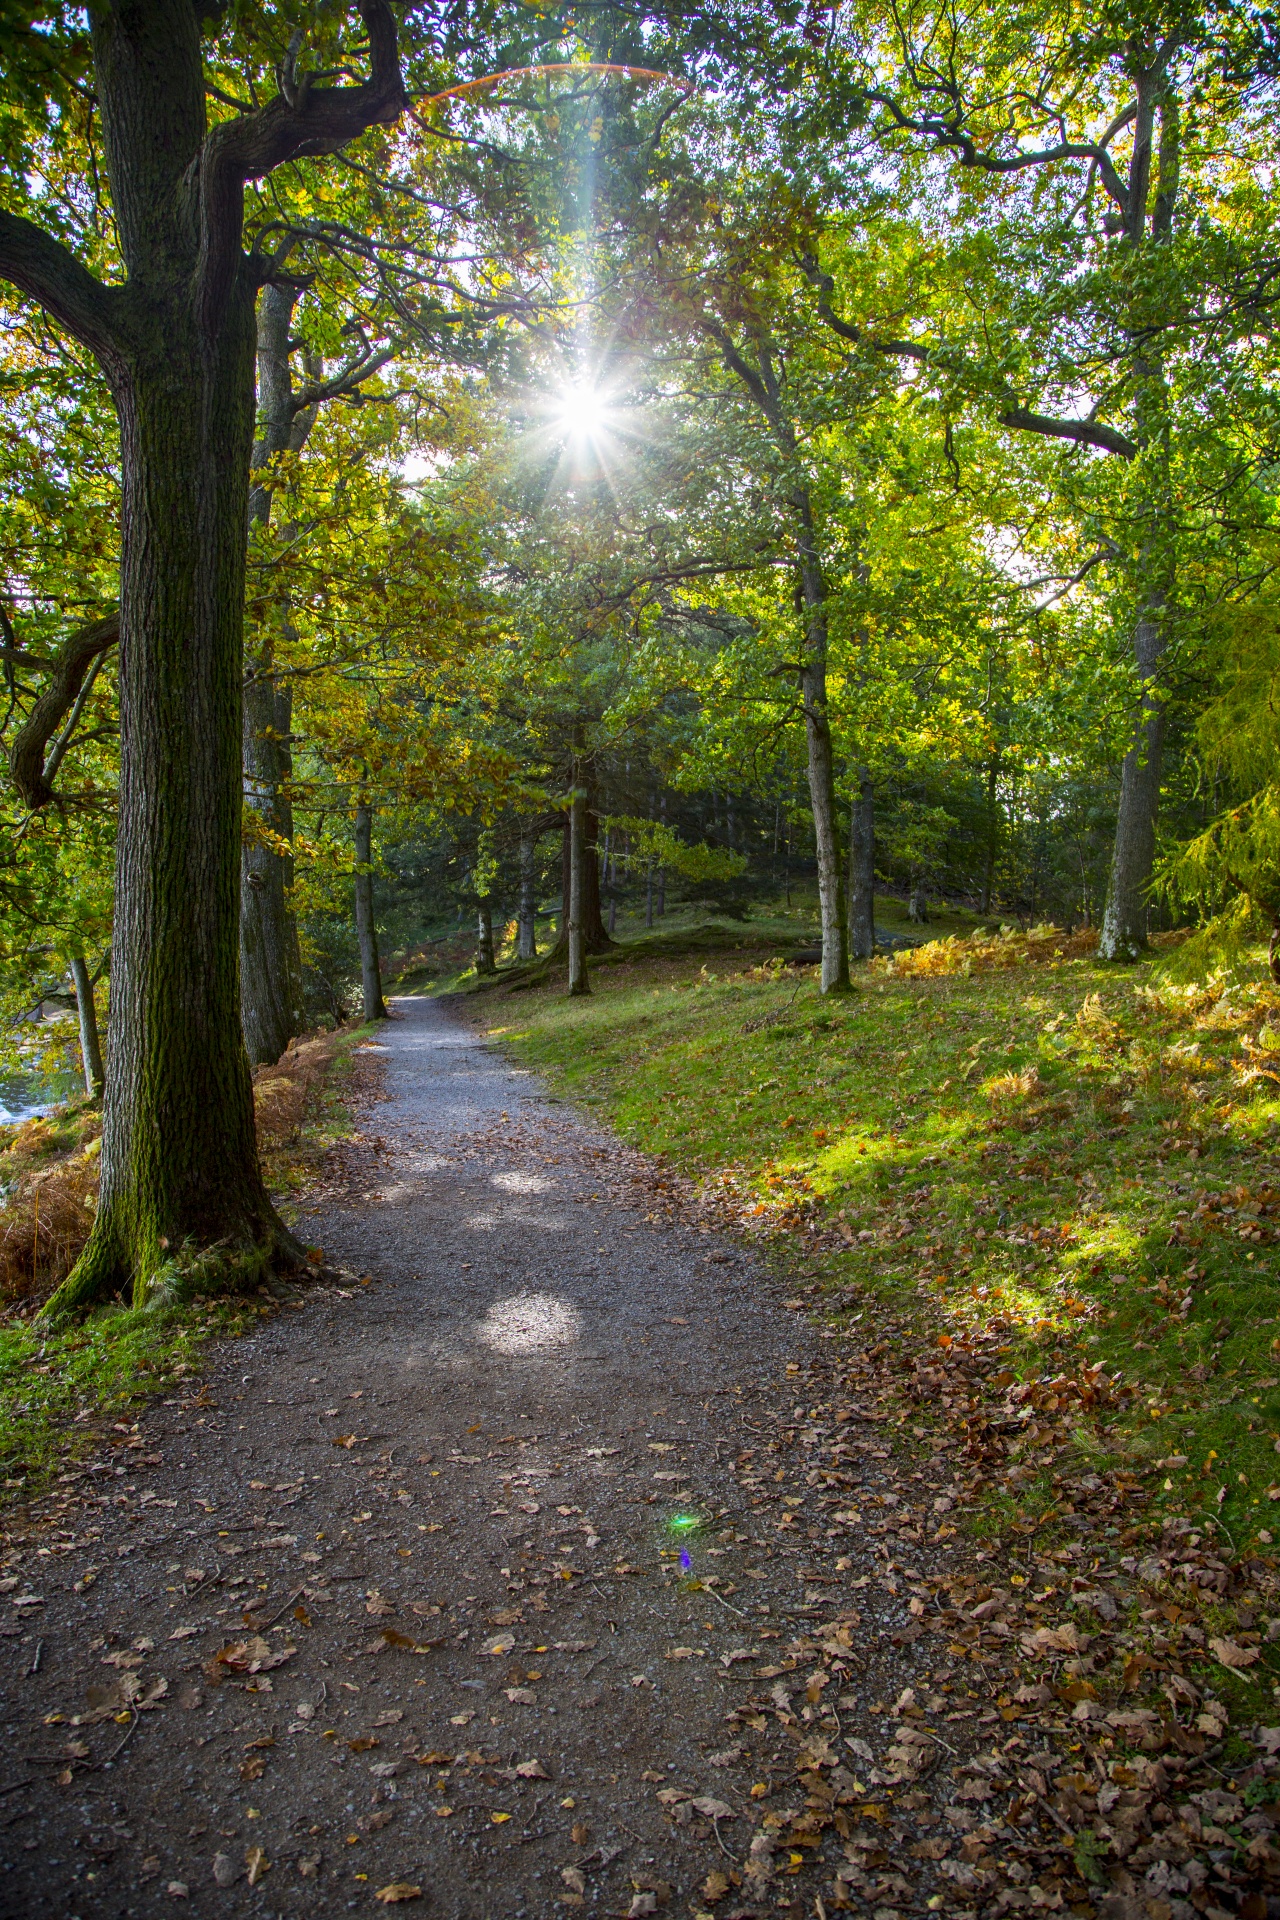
<box><xmin>27</xmin><ymin>1639</ymin><xmax>43</xmax><ymax>1675</ymax></box>
<box><xmin>101</xmin><ymin>1709</ymin><xmax>139</xmax><ymax>1768</ymax></box>
<box><xmin>1033</xmin><ymin>1791</ymin><xmax>1075</xmax><ymax>1839</ymax></box>
<box><xmin>243</xmin><ymin>1584</ymin><xmax>308</xmax><ymax>1632</ymax></box>
<box><xmin>702</xmin><ymin>1584</ymin><xmax>746</xmax><ymax>1619</ymax></box>
<box><xmin>0</xmin><ymin>1778</ymin><xmax>34</xmax><ymax>1798</ymax></box>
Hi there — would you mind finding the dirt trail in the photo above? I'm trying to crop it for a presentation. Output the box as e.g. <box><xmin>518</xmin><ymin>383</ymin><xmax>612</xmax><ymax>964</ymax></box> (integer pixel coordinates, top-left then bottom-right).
<box><xmin>0</xmin><ymin>995</ymin><xmax>948</xmax><ymax>1920</ymax></box>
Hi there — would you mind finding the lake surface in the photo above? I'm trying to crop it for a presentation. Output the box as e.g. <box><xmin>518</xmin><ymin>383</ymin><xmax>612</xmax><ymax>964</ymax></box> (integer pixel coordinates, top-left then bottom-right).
<box><xmin>0</xmin><ymin>1066</ymin><xmax>82</xmax><ymax>1125</ymax></box>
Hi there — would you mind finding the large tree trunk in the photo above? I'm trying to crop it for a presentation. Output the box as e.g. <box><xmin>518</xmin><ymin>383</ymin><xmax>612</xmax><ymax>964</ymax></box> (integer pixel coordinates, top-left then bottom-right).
<box><xmin>567</xmin><ymin>778</ymin><xmax>590</xmax><ymax>997</ymax></box>
<box><xmin>517</xmin><ymin>834</ymin><xmax>538</xmax><ymax>960</ymax></box>
<box><xmin>48</xmin><ymin>298</ymin><xmax>289</xmax><ymax>1315</ymax></box>
<box><xmin>797</xmin><ymin>504</ymin><xmax>850</xmax><ymax>993</ymax></box>
<box><xmin>354</xmin><ymin>801</ymin><xmax>388</xmax><ymax>1021</ymax></box>
<box><xmin>847</xmin><ymin>769</ymin><xmax>875</xmax><ymax>960</ymax></box>
<box><xmin>70</xmin><ymin>954</ymin><xmax>105</xmax><ymax>1099</ymax></box>
<box><xmin>1099</xmin><ymin>602</ymin><xmax>1165</xmax><ymax>960</ymax></box>
<box><xmin>16</xmin><ymin>0</ymin><xmax>405</xmax><ymax>1322</ymax></box>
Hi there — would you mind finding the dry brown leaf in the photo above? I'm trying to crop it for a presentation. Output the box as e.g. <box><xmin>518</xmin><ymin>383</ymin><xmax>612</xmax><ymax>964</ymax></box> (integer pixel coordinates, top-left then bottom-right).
<box><xmin>1209</xmin><ymin>1635</ymin><xmax>1261</xmax><ymax>1669</ymax></box>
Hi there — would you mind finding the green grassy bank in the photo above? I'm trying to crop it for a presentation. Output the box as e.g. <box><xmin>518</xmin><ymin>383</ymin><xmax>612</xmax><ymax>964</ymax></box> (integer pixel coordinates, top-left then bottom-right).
<box><xmin>470</xmin><ymin>914</ymin><xmax>1280</xmax><ymax>1561</ymax></box>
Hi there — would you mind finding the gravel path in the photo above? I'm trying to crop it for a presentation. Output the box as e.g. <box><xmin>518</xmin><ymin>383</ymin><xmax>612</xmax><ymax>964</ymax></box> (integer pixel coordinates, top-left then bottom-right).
<box><xmin>0</xmin><ymin>995</ymin><xmax>934</xmax><ymax>1920</ymax></box>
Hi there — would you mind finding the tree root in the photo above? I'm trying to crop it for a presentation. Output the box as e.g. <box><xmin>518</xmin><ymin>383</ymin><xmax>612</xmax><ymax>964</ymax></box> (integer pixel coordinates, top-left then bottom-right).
<box><xmin>39</xmin><ymin>1201</ymin><xmax>308</xmax><ymax>1325</ymax></box>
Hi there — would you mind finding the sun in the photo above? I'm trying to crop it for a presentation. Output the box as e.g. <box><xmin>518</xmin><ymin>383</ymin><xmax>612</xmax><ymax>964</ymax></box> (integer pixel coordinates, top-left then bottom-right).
<box><xmin>553</xmin><ymin>381</ymin><xmax>610</xmax><ymax>442</ymax></box>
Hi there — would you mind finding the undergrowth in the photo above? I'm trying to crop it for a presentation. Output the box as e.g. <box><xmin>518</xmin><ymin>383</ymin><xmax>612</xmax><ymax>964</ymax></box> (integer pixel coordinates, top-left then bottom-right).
<box><xmin>0</xmin><ymin>1022</ymin><xmax>374</xmax><ymax>1494</ymax></box>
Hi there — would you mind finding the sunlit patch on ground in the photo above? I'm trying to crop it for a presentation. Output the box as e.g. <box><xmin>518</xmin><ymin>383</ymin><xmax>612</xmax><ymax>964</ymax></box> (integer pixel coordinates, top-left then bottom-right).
<box><xmin>474</xmin><ymin>1290</ymin><xmax>584</xmax><ymax>1353</ymax></box>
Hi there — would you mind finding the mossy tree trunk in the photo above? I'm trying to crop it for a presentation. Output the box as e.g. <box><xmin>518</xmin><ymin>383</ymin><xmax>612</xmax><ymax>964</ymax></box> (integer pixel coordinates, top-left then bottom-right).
<box><xmin>70</xmin><ymin>955</ymin><xmax>105</xmax><ymax>1100</ymax></box>
<box><xmin>0</xmin><ymin>0</ymin><xmax>406</xmax><ymax>1317</ymax></box>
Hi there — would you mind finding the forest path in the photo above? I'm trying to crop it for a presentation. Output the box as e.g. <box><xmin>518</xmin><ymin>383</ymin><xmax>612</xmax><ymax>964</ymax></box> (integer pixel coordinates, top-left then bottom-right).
<box><xmin>0</xmin><ymin>995</ymin><xmax>935</xmax><ymax>1920</ymax></box>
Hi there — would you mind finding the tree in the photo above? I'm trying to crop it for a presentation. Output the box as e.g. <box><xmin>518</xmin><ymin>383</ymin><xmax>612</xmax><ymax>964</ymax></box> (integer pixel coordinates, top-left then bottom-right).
<box><xmin>1</xmin><ymin>1</ymin><xmax>407</xmax><ymax>1314</ymax></box>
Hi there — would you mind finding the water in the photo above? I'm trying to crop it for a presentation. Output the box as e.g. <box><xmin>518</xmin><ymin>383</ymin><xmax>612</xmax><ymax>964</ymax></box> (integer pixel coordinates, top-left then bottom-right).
<box><xmin>0</xmin><ymin>1066</ymin><xmax>83</xmax><ymax>1125</ymax></box>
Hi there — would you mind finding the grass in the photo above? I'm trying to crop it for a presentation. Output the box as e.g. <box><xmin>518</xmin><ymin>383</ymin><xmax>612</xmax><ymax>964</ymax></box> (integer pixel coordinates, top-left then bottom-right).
<box><xmin>467</xmin><ymin>905</ymin><xmax>1280</xmax><ymax>1559</ymax></box>
<box><xmin>0</xmin><ymin>1020</ymin><xmax>376</xmax><ymax>1496</ymax></box>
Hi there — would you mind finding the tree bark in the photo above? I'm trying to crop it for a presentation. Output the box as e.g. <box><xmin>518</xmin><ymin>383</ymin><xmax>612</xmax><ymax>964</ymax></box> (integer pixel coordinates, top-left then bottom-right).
<box><xmin>476</xmin><ymin>899</ymin><xmax>497</xmax><ymax>974</ymax></box>
<box><xmin>583</xmin><ymin>803</ymin><xmax>613</xmax><ymax>952</ymax></box>
<box><xmin>657</xmin><ymin>793</ymin><xmax>667</xmax><ymax>915</ymax></box>
<box><xmin>567</xmin><ymin>776</ymin><xmax>590</xmax><ymax>997</ymax></box>
<box><xmin>798</xmin><ymin>503</ymin><xmax>850</xmax><ymax>993</ymax></box>
<box><xmin>354</xmin><ymin>802</ymin><xmax>388</xmax><ymax>1021</ymax></box>
<box><xmin>980</xmin><ymin>749</ymin><xmax>1000</xmax><ymax>915</ymax></box>
<box><xmin>19</xmin><ymin>0</ymin><xmax>405</xmax><ymax>1319</ymax></box>
<box><xmin>517</xmin><ymin>834</ymin><xmax>538</xmax><ymax>960</ymax></box>
<box><xmin>48</xmin><ymin>284</ymin><xmax>286</xmax><ymax>1314</ymax></box>
<box><xmin>1099</xmin><ymin>602</ymin><xmax>1165</xmax><ymax>959</ymax></box>
<box><xmin>847</xmin><ymin>769</ymin><xmax>875</xmax><ymax>960</ymax></box>
<box><xmin>240</xmin><ymin>281</ymin><xmax>310</xmax><ymax>1065</ymax></box>
<box><xmin>70</xmin><ymin>955</ymin><xmax>105</xmax><ymax>1099</ymax></box>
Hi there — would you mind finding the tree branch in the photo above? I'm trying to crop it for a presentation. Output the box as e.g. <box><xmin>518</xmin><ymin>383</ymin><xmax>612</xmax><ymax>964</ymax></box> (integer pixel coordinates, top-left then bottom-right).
<box><xmin>195</xmin><ymin>0</ymin><xmax>407</xmax><ymax>339</ymax></box>
<box><xmin>999</xmin><ymin>405</ymin><xmax>1137</xmax><ymax>459</ymax></box>
<box><xmin>867</xmin><ymin>91</ymin><xmax>1130</xmax><ymax>211</ymax></box>
<box><xmin>294</xmin><ymin>346</ymin><xmax>395</xmax><ymax>409</ymax></box>
<box><xmin>0</xmin><ymin>211</ymin><xmax>125</xmax><ymax>364</ymax></box>
<box><xmin>9</xmin><ymin>612</ymin><xmax>119</xmax><ymax>809</ymax></box>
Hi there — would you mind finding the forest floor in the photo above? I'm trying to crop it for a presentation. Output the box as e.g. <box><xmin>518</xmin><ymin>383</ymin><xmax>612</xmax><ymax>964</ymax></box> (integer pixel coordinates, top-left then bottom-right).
<box><xmin>1</xmin><ymin>946</ymin><xmax>1279</xmax><ymax>1920</ymax></box>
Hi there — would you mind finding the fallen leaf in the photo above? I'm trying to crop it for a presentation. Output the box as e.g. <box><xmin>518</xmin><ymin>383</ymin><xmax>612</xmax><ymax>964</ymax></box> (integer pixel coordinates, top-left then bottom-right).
<box><xmin>480</xmin><ymin>1633</ymin><xmax>516</xmax><ymax>1657</ymax></box>
<box><xmin>691</xmin><ymin>1797</ymin><xmax>735</xmax><ymax>1820</ymax></box>
<box><xmin>562</xmin><ymin>1866</ymin><xmax>587</xmax><ymax>1895</ymax></box>
<box><xmin>212</xmin><ymin>1852</ymin><xmax>238</xmax><ymax>1887</ymax></box>
<box><xmin>208</xmin><ymin>1635</ymin><xmax>294</xmax><ymax>1678</ymax></box>
<box><xmin>374</xmin><ymin>1885</ymin><xmax>422</xmax><ymax>1904</ymax></box>
<box><xmin>1210</xmin><ymin>1635</ymin><xmax>1261</xmax><ymax>1669</ymax></box>
<box><xmin>515</xmin><ymin>1758</ymin><xmax>550</xmax><ymax>1779</ymax></box>
<box><xmin>245</xmin><ymin>1846</ymin><xmax>270</xmax><ymax>1887</ymax></box>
